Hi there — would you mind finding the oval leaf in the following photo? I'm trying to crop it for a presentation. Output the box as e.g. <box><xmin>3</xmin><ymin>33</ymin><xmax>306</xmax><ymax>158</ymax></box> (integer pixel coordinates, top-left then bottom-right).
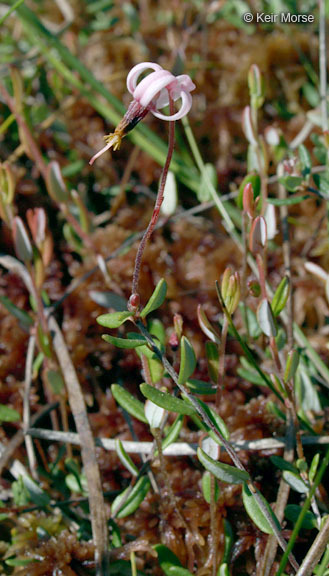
<box><xmin>111</xmin><ymin>384</ymin><xmax>147</xmax><ymax>423</ymax></box>
<box><xmin>102</xmin><ymin>333</ymin><xmax>147</xmax><ymax>349</ymax></box>
<box><xmin>154</xmin><ymin>544</ymin><xmax>193</xmax><ymax>576</ymax></box>
<box><xmin>282</xmin><ymin>471</ymin><xmax>308</xmax><ymax>493</ymax></box>
<box><xmin>271</xmin><ymin>277</ymin><xmax>290</xmax><ymax>316</ymax></box>
<box><xmin>140</xmin><ymin>383</ymin><xmax>196</xmax><ymax>416</ymax></box>
<box><xmin>285</xmin><ymin>504</ymin><xmax>317</xmax><ymax>530</ymax></box>
<box><xmin>178</xmin><ymin>336</ymin><xmax>196</xmax><ymax>385</ymax></box>
<box><xmin>201</xmin><ymin>471</ymin><xmax>220</xmax><ymax>504</ymax></box>
<box><xmin>97</xmin><ymin>310</ymin><xmax>132</xmax><ymax>329</ymax></box>
<box><xmin>242</xmin><ymin>483</ymin><xmax>280</xmax><ymax>534</ymax></box>
<box><xmin>113</xmin><ymin>476</ymin><xmax>150</xmax><ymax>518</ymax></box>
<box><xmin>0</xmin><ymin>404</ymin><xmax>20</xmax><ymax>422</ymax></box>
<box><xmin>257</xmin><ymin>299</ymin><xmax>277</xmax><ymax>337</ymax></box>
<box><xmin>197</xmin><ymin>448</ymin><xmax>249</xmax><ymax>484</ymax></box>
<box><xmin>140</xmin><ymin>279</ymin><xmax>167</xmax><ymax>319</ymax></box>
<box><xmin>115</xmin><ymin>439</ymin><xmax>139</xmax><ymax>477</ymax></box>
<box><xmin>162</xmin><ymin>415</ymin><xmax>183</xmax><ymax>452</ymax></box>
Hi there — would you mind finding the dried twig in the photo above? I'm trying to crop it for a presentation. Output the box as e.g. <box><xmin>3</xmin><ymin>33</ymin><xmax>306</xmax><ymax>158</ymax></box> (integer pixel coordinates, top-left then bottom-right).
<box><xmin>25</xmin><ymin>428</ymin><xmax>329</xmax><ymax>454</ymax></box>
<box><xmin>49</xmin><ymin>316</ymin><xmax>109</xmax><ymax>576</ymax></box>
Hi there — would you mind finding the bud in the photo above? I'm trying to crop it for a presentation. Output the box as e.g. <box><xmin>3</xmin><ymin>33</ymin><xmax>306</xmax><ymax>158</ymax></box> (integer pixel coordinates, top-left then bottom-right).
<box><xmin>128</xmin><ymin>292</ymin><xmax>140</xmax><ymax>312</ymax></box>
<box><xmin>221</xmin><ymin>268</ymin><xmax>240</xmax><ymax>315</ymax></box>
<box><xmin>257</xmin><ymin>299</ymin><xmax>277</xmax><ymax>338</ymax></box>
<box><xmin>264</xmin><ymin>126</ymin><xmax>281</xmax><ymax>147</ymax></box>
<box><xmin>13</xmin><ymin>216</ymin><xmax>33</xmax><ymax>263</ymax></box>
<box><xmin>249</xmin><ymin>216</ymin><xmax>267</xmax><ymax>254</ymax></box>
<box><xmin>26</xmin><ymin>208</ymin><xmax>53</xmax><ymax>268</ymax></box>
<box><xmin>242</xmin><ymin>182</ymin><xmax>255</xmax><ymax>218</ymax></box>
<box><xmin>0</xmin><ymin>163</ymin><xmax>15</xmax><ymax>224</ymax></box>
<box><xmin>242</xmin><ymin>106</ymin><xmax>257</xmax><ymax>145</ymax></box>
<box><xmin>248</xmin><ymin>64</ymin><xmax>265</xmax><ymax>110</ymax></box>
<box><xmin>46</xmin><ymin>161</ymin><xmax>69</xmax><ymax>204</ymax></box>
<box><xmin>173</xmin><ymin>313</ymin><xmax>183</xmax><ymax>340</ymax></box>
<box><xmin>169</xmin><ymin>331</ymin><xmax>179</xmax><ymax>351</ymax></box>
<box><xmin>248</xmin><ymin>279</ymin><xmax>261</xmax><ymax>298</ymax></box>
<box><xmin>284</xmin><ymin>349</ymin><xmax>299</xmax><ymax>383</ymax></box>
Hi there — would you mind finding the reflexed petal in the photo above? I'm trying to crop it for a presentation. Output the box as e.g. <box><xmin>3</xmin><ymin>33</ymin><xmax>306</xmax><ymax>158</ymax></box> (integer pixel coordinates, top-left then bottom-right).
<box><xmin>152</xmin><ymin>91</ymin><xmax>192</xmax><ymax>121</ymax></box>
<box><xmin>133</xmin><ymin>70</ymin><xmax>174</xmax><ymax>107</ymax></box>
<box><xmin>126</xmin><ymin>62</ymin><xmax>162</xmax><ymax>95</ymax></box>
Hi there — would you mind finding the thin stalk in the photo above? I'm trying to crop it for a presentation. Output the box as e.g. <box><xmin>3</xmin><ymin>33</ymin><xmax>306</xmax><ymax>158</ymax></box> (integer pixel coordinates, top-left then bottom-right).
<box><xmin>216</xmin><ymin>316</ymin><xmax>228</xmax><ymax>408</ymax></box>
<box><xmin>316</xmin><ymin>544</ymin><xmax>329</xmax><ymax>576</ymax></box>
<box><xmin>131</xmin><ymin>97</ymin><xmax>175</xmax><ymax>297</ymax></box>
<box><xmin>209</xmin><ymin>474</ymin><xmax>218</xmax><ymax>576</ymax></box>
<box><xmin>0</xmin><ymin>0</ymin><xmax>25</xmax><ymax>25</ymax></box>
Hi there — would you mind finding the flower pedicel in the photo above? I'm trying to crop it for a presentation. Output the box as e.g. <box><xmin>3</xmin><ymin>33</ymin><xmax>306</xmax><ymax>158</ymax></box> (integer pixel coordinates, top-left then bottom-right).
<box><xmin>89</xmin><ymin>62</ymin><xmax>195</xmax><ymax>164</ymax></box>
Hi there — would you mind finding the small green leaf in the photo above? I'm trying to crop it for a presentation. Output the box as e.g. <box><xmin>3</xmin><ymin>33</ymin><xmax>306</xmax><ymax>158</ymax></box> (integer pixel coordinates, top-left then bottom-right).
<box><xmin>278</xmin><ymin>175</ymin><xmax>304</xmax><ymax>192</ymax></box>
<box><xmin>0</xmin><ymin>404</ymin><xmax>20</xmax><ymax>422</ymax></box>
<box><xmin>267</xmin><ymin>195</ymin><xmax>310</xmax><ymax>206</ymax></box>
<box><xmin>309</xmin><ymin>453</ymin><xmax>320</xmax><ymax>484</ymax></box>
<box><xmin>257</xmin><ymin>299</ymin><xmax>277</xmax><ymax>337</ymax></box>
<box><xmin>270</xmin><ymin>455</ymin><xmax>297</xmax><ymax>473</ymax></box>
<box><xmin>0</xmin><ymin>295</ymin><xmax>33</xmax><ymax>329</ymax></box>
<box><xmin>111</xmin><ymin>384</ymin><xmax>147</xmax><ymax>423</ymax></box>
<box><xmin>205</xmin><ymin>341</ymin><xmax>219</xmax><ymax>382</ymax></box>
<box><xmin>284</xmin><ymin>505</ymin><xmax>317</xmax><ymax>530</ymax></box>
<box><xmin>115</xmin><ymin>440</ymin><xmax>139</xmax><ymax>477</ymax></box>
<box><xmin>201</xmin><ymin>470</ymin><xmax>220</xmax><ymax>504</ymax></box>
<box><xmin>97</xmin><ymin>310</ymin><xmax>132</xmax><ymax>329</ymax></box>
<box><xmin>178</xmin><ymin>336</ymin><xmax>196</xmax><ymax>385</ymax></box>
<box><xmin>198</xmin><ymin>448</ymin><xmax>249</xmax><ymax>484</ymax></box>
<box><xmin>284</xmin><ymin>504</ymin><xmax>317</xmax><ymax>530</ymax></box>
<box><xmin>186</xmin><ymin>379</ymin><xmax>216</xmax><ymax>395</ymax></box>
<box><xmin>162</xmin><ymin>415</ymin><xmax>183</xmax><ymax>451</ymax></box>
<box><xmin>22</xmin><ymin>476</ymin><xmax>50</xmax><ymax>507</ymax></box>
<box><xmin>272</xmin><ymin>277</ymin><xmax>290</xmax><ymax>316</ymax></box>
<box><xmin>238</xmin><ymin>357</ymin><xmax>265</xmax><ymax>386</ymax></box>
<box><xmin>242</xmin><ymin>483</ymin><xmax>280</xmax><ymax>534</ymax></box>
<box><xmin>298</xmin><ymin>144</ymin><xmax>312</xmax><ymax>176</ymax></box>
<box><xmin>102</xmin><ymin>333</ymin><xmax>147</xmax><ymax>349</ymax></box>
<box><xmin>6</xmin><ymin>558</ymin><xmax>37</xmax><ymax>567</ymax></box>
<box><xmin>154</xmin><ymin>544</ymin><xmax>193</xmax><ymax>576</ymax></box>
<box><xmin>282</xmin><ymin>471</ymin><xmax>308</xmax><ymax>493</ymax></box>
<box><xmin>113</xmin><ymin>476</ymin><xmax>151</xmax><ymax>518</ymax></box>
<box><xmin>194</xmin><ymin>398</ymin><xmax>229</xmax><ymax>441</ymax></box>
<box><xmin>140</xmin><ymin>384</ymin><xmax>196</xmax><ymax>416</ymax></box>
<box><xmin>140</xmin><ymin>279</ymin><xmax>167</xmax><ymax>319</ymax></box>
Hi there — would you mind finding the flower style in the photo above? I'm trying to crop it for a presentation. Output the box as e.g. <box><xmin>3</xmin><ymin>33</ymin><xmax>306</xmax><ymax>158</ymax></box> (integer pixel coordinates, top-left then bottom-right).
<box><xmin>89</xmin><ymin>62</ymin><xmax>195</xmax><ymax>165</ymax></box>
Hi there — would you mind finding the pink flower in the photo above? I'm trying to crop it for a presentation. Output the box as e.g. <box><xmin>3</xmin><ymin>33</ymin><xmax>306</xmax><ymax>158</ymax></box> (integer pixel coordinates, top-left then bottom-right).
<box><xmin>89</xmin><ymin>62</ymin><xmax>195</xmax><ymax>165</ymax></box>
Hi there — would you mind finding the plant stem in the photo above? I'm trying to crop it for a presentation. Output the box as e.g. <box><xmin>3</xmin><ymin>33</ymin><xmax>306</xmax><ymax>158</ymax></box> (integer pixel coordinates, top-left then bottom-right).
<box><xmin>135</xmin><ymin>319</ymin><xmax>299</xmax><ymax>572</ymax></box>
<box><xmin>216</xmin><ymin>316</ymin><xmax>228</xmax><ymax>408</ymax></box>
<box><xmin>131</xmin><ymin>97</ymin><xmax>175</xmax><ymax>297</ymax></box>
